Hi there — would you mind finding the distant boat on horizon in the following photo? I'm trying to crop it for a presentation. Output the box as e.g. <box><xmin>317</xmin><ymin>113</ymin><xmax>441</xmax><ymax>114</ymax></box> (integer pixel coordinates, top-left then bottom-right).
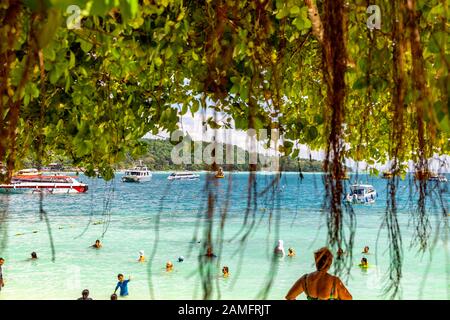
<box><xmin>167</xmin><ymin>172</ymin><xmax>200</xmax><ymax>181</ymax></box>
<box><xmin>121</xmin><ymin>161</ymin><xmax>152</xmax><ymax>183</ymax></box>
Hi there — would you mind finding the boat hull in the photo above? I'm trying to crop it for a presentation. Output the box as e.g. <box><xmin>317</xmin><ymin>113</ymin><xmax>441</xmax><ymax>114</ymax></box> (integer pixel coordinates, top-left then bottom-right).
<box><xmin>0</xmin><ymin>184</ymin><xmax>88</xmax><ymax>194</ymax></box>
<box><xmin>167</xmin><ymin>176</ymin><xmax>199</xmax><ymax>181</ymax></box>
<box><xmin>121</xmin><ymin>176</ymin><xmax>152</xmax><ymax>183</ymax></box>
<box><xmin>345</xmin><ymin>192</ymin><xmax>377</xmax><ymax>204</ymax></box>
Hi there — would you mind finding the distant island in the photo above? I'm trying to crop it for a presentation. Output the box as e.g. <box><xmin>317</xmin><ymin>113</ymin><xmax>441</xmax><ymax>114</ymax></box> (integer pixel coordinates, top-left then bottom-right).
<box><xmin>117</xmin><ymin>139</ymin><xmax>326</xmax><ymax>172</ymax></box>
<box><xmin>13</xmin><ymin>139</ymin><xmax>333</xmax><ymax>173</ymax></box>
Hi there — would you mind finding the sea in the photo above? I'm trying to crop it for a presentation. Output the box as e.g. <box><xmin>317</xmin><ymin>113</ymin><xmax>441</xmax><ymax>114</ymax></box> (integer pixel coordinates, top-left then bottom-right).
<box><xmin>0</xmin><ymin>172</ymin><xmax>448</xmax><ymax>300</ymax></box>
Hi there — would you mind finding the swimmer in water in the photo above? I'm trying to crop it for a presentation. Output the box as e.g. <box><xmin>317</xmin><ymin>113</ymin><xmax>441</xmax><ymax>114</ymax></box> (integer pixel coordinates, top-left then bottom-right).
<box><xmin>77</xmin><ymin>289</ymin><xmax>93</xmax><ymax>300</ymax></box>
<box><xmin>359</xmin><ymin>257</ymin><xmax>369</xmax><ymax>268</ymax></box>
<box><xmin>138</xmin><ymin>250</ymin><xmax>145</xmax><ymax>262</ymax></box>
<box><xmin>285</xmin><ymin>247</ymin><xmax>352</xmax><ymax>300</ymax></box>
<box><xmin>30</xmin><ymin>252</ymin><xmax>38</xmax><ymax>260</ymax></box>
<box><xmin>166</xmin><ymin>261</ymin><xmax>174</xmax><ymax>272</ymax></box>
<box><xmin>92</xmin><ymin>239</ymin><xmax>102</xmax><ymax>249</ymax></box>
<box><xmin>222</xmin><ymin>266</ymin><xmax>229</xmax><ymax>278</ymax></box>
<box><xmin>288</xmin><ymin>248</ymin><xmax>296</xmax><ymax>257</ymax></box>
<box><xmin>362</xmin><ymin>246</ymin><xmax>369</xmax><ymax>254</ymax></box>
<box><xmin>110</xmin><ymin>293</ymin><xmax>118</xmax><ymax>300</ymax></box>
<box><xmin>205</xmin><ymin>247</ymin><xmax>217</xmax><ymax>258</ymax></box>
<box><xmin>274</xmin><ymin>240</ymin><xmax>286</xmax><ymax>257</ymax></box>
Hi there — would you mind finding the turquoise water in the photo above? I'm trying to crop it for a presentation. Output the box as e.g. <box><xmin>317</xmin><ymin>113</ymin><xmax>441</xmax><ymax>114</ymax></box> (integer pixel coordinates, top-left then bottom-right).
<box><xmin>0</xmin><ymin>172</ymin><xmax>448</xmax><ymax>300</ymax></box>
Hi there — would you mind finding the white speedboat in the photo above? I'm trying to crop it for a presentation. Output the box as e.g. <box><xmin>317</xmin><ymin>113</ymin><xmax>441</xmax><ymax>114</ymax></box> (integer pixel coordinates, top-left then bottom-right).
<box><xmin>0</xmin><ymin>175</ymin><xmax>88</xmax><ymax>194</ymax></box>
<box><xmin>121</xmin><ymin>162</ymin><xmax>152</xmax><ymax>183</ymax></box>
<box><xmin>167</xmin><ymin>172</ymin><xmax>200</xmax><ymax>181</ymax></box>
<box><xmin>346</xmin><ymin>184</ymin><xmax>377</xmax><ymax>204</ymax></box>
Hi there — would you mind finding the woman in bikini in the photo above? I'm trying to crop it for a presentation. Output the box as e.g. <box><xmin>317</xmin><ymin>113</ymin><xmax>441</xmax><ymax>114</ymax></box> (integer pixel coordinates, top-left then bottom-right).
<box><xmin>285</xmin><ymin>247</ymin><xmax>352</xmax><ymax>300</ymax></box>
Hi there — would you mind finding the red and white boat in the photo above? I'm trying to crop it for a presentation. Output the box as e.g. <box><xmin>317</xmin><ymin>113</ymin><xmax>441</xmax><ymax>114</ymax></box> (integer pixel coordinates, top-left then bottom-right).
<box><xmin>0</xmin><ymin>175</ymin><xmax>88</xmax><ymax>194</ymax></box>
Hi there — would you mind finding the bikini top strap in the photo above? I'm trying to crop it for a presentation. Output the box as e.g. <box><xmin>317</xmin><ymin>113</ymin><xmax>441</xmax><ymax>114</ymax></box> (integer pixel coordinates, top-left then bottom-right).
<box><xmin>303</xmin><ymin>274</ymin><xmax>310</xmax><ymax>297</ymax></box>
<box><xmin>330</xmin><ymin>277</ymin><xmax>337</xmax><ymax>299</ymax></box>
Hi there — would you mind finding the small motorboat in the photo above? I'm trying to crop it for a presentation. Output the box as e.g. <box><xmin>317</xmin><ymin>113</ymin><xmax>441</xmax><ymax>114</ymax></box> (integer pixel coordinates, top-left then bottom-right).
<box><xmin>122</xmin><ymin>161</ymin><xmax>152</xmax><ymax>183</ymax></box>
<box><xmin>0</xmin><ymin>175</ymin><xmax>88</xmax><ymax>194</ymax></box>
<box><xmin>346</xmin><ymin>184</ymin><xmax>377</xmax><ymax>204</ymax></box>
<box><xmin>167</xmin><ymin>172</ymin><xmax>200</xmax><ymax>181</ymax></box>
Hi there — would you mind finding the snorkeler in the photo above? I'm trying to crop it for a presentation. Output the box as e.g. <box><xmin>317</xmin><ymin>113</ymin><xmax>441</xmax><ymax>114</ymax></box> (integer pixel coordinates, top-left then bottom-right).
<box><xmin>138</xmin><ymin>250</ymin><xmax>145</xmax><ymax>262</ymax></box>
<box><xmin>274</xmin><ymin>240</ymin><xmax>286</xmax><ymax>257</ymax></box>
<box><xmin>92</xmin><ymin>239</ymin><xmax>102</xmax><ymax>249</ymax></box>
<box><xmin>114</xmin><ymin>274</ymin><xmax>131</xmax><ymax>297</ymax></box>
<box><xmin>359</xmin><ymin>257</ymin><xmax>369</xmax><ymax>268</ymax></box>
<box><xmin>166</xmin><ymin>261</ymin><xmax>174</xmax><ymax>272</ymax></box>
<box><xmin>288</xmin><ymin>248</ymin><xmax>296</xmax><ymax>257</ymax></box>
<box><xmin>222</xmin><ymin>266</ymin><xmax>229</xmax><ymax>278</ymax></box>
<box><xmin>362</xmin><ymin>246</ymin><xmax>370</xmax><ymax>254</ymax></box>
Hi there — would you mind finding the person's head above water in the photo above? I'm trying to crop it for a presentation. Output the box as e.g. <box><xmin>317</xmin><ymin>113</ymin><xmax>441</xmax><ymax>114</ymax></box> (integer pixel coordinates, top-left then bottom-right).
<box><xmin>166</xmin><ymin>261</ymin><xmax>173</xmax><ymax>271</ymax></box>
<box><xmin>361</xmin><ymin>257</ymin><xmax>368</xmax><ymax>264</ymax></box>
<box><xmin>93</xmin><ymin>240</ymin><xmax>101</xmax><ymax>248</ymax></box>
<box><xmin>363</xmin><ymin>246</ymin><xmax>369</xmax><ymax>253</ymax></box>
<box><xmin>205</xmin><ymin>247</ymin><xmax>216</xmax><ymax>257</ymax></box>
<box><xmin>178</xmin><ymin>256</ymin><xmax>184</xmax><ymax>262</ymax></box>
<box><xmin>0</xmin><ymin>257</ymin><xmax>4</xmax><ymax>265</ymax></box>
<box><xmin>81</xmin><ymin>289</ymin><xmax>89</xmax><ymax>299</ymax></box>
<box><xmin>314</xmin><ymin>247</ymin><xmax>333</xmax><ymax>272</ymax></box>
<box><xmin>117</xmin><ymin>274</ymin><xmax>124</xmax><ymax>281</ymax></box>
<box><xmin>110</xmin><ymin>293</ymin><xmax>117</xmax><ymax>300</ymax></box>
<box><xmin>31</xmin><ymin>252</ymin><xmax>37</xmax><ymax>259</ymax></box>
<box><xmin>222</xmin><ymin>266</ymin><xmax>229</xmax><ymax>275</ymax></box>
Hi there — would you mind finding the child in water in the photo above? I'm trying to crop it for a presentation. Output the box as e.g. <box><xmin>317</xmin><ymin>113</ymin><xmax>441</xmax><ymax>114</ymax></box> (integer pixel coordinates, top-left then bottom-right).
<box><xmin>114</xmin><ymin>274</ymin><xmax>131</xmax><ymax>297</ymax></box>
<box><xmin>274</xmin><ymin>240</ymin><xmax>286</xmax><ymax>257</ymax></box>
<box><xmin>362</xmin><ymin>246</ymin><xmax>370</xmax><ymax>254</ymax></box>
<box><xmin>166</xmin><ymin>261</ymin><xmax>174</xmax><ymax>272</ymax></box>
<box><xmin>359</xmin><ymin>257</ymin><xmax>369</xmax><ymax>268</ymax></box>
<box><xmin>288</xmin><ymin>248</ymin><xmax>296</xmax><ymax>257</ymax></box>
<box><xmin>222</xmin><ymin>266</ymin><xmax>229</xmax><ymax>278</ymax></box>
<box><xmin>138</xmin><ymin>250</ymin><xmax>145</xmax><ymax>262</ymax></box>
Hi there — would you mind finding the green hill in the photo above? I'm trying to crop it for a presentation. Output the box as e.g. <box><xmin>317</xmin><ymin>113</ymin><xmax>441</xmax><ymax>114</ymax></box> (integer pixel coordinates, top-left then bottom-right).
<box><xmin>118</xmin><ymin>139</ymin><xmax>325</xmax><ymax>172</ymax></box>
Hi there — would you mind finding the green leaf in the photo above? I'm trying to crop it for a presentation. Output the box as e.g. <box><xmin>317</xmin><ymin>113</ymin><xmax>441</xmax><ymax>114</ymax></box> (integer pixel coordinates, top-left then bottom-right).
<box><xmin>79</xmin><ymin>39</ymin><xmax>93</xmax><ymax>53</ymax></box>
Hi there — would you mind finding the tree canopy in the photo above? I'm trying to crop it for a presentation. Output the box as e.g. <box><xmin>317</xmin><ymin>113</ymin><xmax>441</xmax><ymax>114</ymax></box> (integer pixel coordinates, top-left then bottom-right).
<box><xmin>0</xmin><ymin>0</ymin><xmax>448</xmax><ymax>181</ymax></box>
<box><xmin>0</xmin><ymin>0</ymin><xmax>448</xmax><ymax>299</ymax></box>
